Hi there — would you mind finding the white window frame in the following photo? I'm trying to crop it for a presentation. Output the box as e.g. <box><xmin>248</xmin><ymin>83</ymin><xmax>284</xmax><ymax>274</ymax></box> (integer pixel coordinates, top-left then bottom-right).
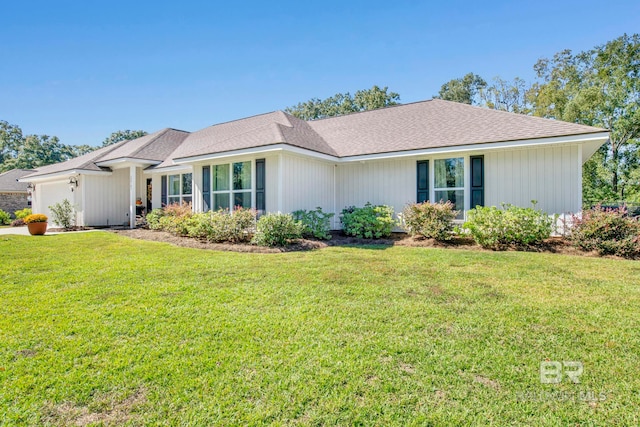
<box><xmin>432</xmin><ymin>156</ymin><xmax>466</xmax><ymax>218</ymax></box>
<box><xmin>167</xmin><ymin>172</ymin><xmax>193</xmax><ymax>205</ymax></box>
<box><xmin>208</xmin><ymin>161</ymin><xmax>253</xmax><ymax>212</ymax></box>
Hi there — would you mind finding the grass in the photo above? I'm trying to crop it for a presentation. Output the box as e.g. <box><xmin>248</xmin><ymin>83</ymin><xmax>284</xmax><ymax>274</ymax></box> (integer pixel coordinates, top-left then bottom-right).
<box><xmin>1</xmin><ymin>232</ymin><xmax>639</xmax><ymax>426</ymax></box>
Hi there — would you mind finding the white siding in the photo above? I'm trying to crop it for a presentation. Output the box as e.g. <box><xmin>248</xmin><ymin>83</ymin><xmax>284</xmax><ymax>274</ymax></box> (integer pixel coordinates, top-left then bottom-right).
<box><xmin>280</xmin><ymin>153</ymin><xmax>334</xmax><ymax>216</ymax></box>
<box><xmin>485</xmin><ymin>145</ymin><xmax>581</xmax><ymax>214</ymax></box>
<box><xmin>83</xmin><ymin>169</ymin><xmax>130</xmax><ymax>226</ymax></box>
<box><xmin>336</xmin><ymin>158</ymin><xmax>415</xmax><ymax>226</ymax></box>
<box><xmin>34</xmin><ymin>180</ymin><xmax>73</xmax><ymax>227</ymax></box>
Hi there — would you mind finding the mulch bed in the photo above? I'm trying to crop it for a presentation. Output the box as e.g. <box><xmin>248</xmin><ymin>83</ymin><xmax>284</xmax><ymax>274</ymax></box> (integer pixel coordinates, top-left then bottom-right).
<box><xmin>110</xmin><ymin>229</ymin><xmax>606</xmax><ymax>258</ymax></box>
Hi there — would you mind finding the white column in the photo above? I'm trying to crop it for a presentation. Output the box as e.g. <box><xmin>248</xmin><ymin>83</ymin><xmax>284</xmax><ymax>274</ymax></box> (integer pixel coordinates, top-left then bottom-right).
<box><xmin>129</xmin><ymin>165</ymin><xmax>136</xmax><ymax>229</ymax></box>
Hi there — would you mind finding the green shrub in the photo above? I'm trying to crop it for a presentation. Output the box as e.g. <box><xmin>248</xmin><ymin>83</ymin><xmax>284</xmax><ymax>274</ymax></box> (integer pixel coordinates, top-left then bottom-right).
<box><xmin>463</xmin><ymin>202</ymin><xmax>554</xmax><ymax>249</ymax></box>
<box><xmin>146</xmin><ymin>208</ymin><xmax>165</xmax><ymax>230</ymax></box>
<box><xmin>400</xmin><ymin>201</ymin><xmax>457</xmax><ymax>241</ymax></box>
<box><xmin>568</xmin><ymin>205</ymin><xmax>640</xmax><ymax>258</ymax></box>
<box><xmin>14</xmin><ymin>208</ymin><xmax>32</xmax><ymax>220</ymax></box>
<box><xmin>0</xmin><ymin>209</ymin><xmax>10</xmax><ymax>225</ymax></box>
<box><xmin>147</xmin><ymin>202</ymin><xmax>193</xmax><ymax>235</ymax></box>
<box><xmin>186</xmin><ymin>208</ymin><xmax>256</xmax><ymax>242</ymax></box>
<box><xmin>252</xmin><ymin>213</ymin><xmax>304</xmax><ymax>246</ymax></box>
<box><xmin>48</xmin><ymin>199</ymin><xmax>76</xmax><ymax>229</ymax></box>
<box><xmin>292</xmin><ymin>207</ymin><xmax>334</xmax><ymax>240</ymax></box>
<box><xmin>341</xmin><ymin>203</ymin><xmax>396</xmax><ymax>239</ymax></box>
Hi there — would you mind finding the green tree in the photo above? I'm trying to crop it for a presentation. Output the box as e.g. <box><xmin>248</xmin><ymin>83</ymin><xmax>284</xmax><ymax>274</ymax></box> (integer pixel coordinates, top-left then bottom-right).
<box><xmin>529</xmin><ymin>34</ymin><xmax>640</xmax><ymax>201</ymax></box>
<box><xmin>0</xmin><ymin>120</ymin><xmax>24</xmax><ymax>166</ymax></box>
<box><xmin>285</xmin><ymin>85</ymin><xmax>400</xmax><ymax>120</ymax></box>
<box><xmin>435</xmin><ymin>73</ymin><xmax>487</xmax><ymax>105</ymax></box>
<box><xmin>102</xmin><ymin>129</ymin><xmax>148</xmax><ymax>147</ymax></box>
<box><xmin>481</xmin><ymin>76</ymin><xmax>531</xmax><ymax>114</ymax></box>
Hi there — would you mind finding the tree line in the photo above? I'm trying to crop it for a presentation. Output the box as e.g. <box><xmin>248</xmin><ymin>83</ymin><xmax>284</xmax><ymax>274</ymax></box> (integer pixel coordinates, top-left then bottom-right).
<box><xmin>0</xmin><ymin>125</ymin><xmax>147</xmax><ymax>173</ymax></box>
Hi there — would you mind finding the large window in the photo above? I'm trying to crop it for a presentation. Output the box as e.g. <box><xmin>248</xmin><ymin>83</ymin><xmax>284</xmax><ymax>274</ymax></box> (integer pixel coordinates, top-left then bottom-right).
<box><xmin>434</xmin><ymin>158</ymin><xmax>464</xmax><ymax>218</ymax></box>
<box><xmin>167</xmin><ymin>173</ymin><xmax>192</xmax><ymax>205</ymax></box>
<box><xmin>211</xmin><ymin>161</ymin><xmax>252</xmax><ymax>210</ymax></box>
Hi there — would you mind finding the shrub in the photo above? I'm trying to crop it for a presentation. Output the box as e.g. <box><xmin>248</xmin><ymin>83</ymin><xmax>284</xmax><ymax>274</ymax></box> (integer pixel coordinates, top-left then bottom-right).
<box><xmin>292</xmin><ymin>207</ymin><xmax>334</xmax><ymax>240</ymax></box>
<box><xmin>0</xmin><ymin>209</ymin><xmax>10</xmax><ymax>225</ymax></box>
<box><xmin>146</xmin><ymin>208</ymin><xmax>165</xmax><ymax>230</ymax></box>
<box><xmin>149</xmin><ymin>202</ymin><xmax>193</xmax><ymax>235</ymax></box>
<box><xmin>48</xmin><ymin>199</ymin><xmax>76</xmax><ymax>230</ymax></box>
<box><xmin>24</xmin><ymin>213</ymin><xmax>48</xmax><ymax>223</ymax></box>
<box><xmin>341</xmin><ymin>203</ymin><xmax>396</xmax><ymax>239</ymax></box>
<box><xmin>568</xmin><ymin>205</ymin><xmax>640</xmax><ymax>258</ymax></box>
<box><xmin>14</xmin><ymin>208</ymin><xmax>32</xmax><ymax>220</ymax></box>
<box><xmin>186</xmin><ymin>208</ymin><xmax>256</xmax><ymax>242</ymax></box>
<box><xmin>252</xmin><ymin>213</ymin><xmax>304</xmax><ymax>246</ymax></box>
<box><xmin>400</xmin><ymin>201</ymin><xmax>457</xmax><ymax>241</ymax></box>
<box><xmin>463</xmin><ymin>202</ymin><xmax>554</xmax><ymax>249</ymax></box>
<box><xmin>11</xmin><ymin>218</ymin><xmax>25</xmax><ymax>227</ymax></box>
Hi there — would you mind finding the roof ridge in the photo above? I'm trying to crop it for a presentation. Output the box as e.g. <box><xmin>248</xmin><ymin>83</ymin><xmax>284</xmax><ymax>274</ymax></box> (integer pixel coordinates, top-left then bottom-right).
<box><xmin>306</xmin><ymin>99</ymin><xmax>432</xmax><ymax>123</ymax></box>
<box><xmin>127</xmin><ymin>128</ymin><xmax>172</xmax><ymax>159</ymax></box>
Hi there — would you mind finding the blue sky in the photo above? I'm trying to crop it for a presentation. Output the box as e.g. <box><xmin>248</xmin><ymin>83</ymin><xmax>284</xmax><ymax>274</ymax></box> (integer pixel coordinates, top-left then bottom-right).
<box><xmin>1</xmin><ymin>0</ymin><xmax>638</xmax><ymax>146</ymax></box>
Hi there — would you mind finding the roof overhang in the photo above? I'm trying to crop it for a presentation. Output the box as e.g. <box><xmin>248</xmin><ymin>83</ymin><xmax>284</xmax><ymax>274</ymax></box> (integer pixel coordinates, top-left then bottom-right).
<box><xmin>339</xmin><ymin>132</ymin><xmax>610</xmax><ymax>163</ymax></box>
<box><xmin>18</xmin><ymin>169</ymin><xmax>112</xmax><ymax>183</ymax></box>
<box><xmin>167</xmin><ymin>132</ymin><xmax>609</xmax><ymax>166</ymax></box>
<box><xmin>172</xmin><ymin>143</ymin><xmax>339</xmax><ymax>164</ymax></box>
<box><xmin>95</xmin><ymin>157</ymin><xmax>161</xmax><ymax>168</ymax></box>
<box><xmin>142</xmin><ymin>165</ymin><xmax>193</xmax><ymax>175</ymax></box>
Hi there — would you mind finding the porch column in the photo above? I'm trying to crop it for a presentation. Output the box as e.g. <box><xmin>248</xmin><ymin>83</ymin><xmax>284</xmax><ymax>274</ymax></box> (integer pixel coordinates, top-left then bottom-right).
<box><xmin>129</xmin><ymin>165</ymin><xmax>136</xmax><ymax>229</ymax></box>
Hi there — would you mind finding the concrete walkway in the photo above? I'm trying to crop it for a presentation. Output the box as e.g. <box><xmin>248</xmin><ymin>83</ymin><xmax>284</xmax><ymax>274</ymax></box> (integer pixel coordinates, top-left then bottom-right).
<box><xmin>0</xmin><ymin>226</ymin><xmax>102</xmax><ymax>236</ymax></box>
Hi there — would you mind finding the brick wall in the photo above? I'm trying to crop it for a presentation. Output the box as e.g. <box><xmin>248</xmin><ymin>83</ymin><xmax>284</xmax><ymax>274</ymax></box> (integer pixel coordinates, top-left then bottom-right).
<box><xmin>0</xmin><ymin>192</ymin><xmax>30</xmax><ymax>218</ymax></box>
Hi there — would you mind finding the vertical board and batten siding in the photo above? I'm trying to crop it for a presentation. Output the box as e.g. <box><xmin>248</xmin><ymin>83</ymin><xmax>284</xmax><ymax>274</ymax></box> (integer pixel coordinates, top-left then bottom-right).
<box><xmin>83</xmin><ymin>168</ymin><xmax>130</xmax><ymax>226</ymax></box>
<box><xmin>484</xmin><ymin>145</ymin><xmax>581</xmax><ymax>215</ymax></box>
<box><xmin>279</xmin><ymin>153</ymin><xmax>334</xmax><ymax>218</ymax></box>
<box><xmin>336</xmin><ymin>158</ymin><xmax>415</xmax><ymax>226</ymax></box>
<box><xmin>34</xmin><ymin>180</ymin><xmax>72</xmax><ymax>227</ymax></box>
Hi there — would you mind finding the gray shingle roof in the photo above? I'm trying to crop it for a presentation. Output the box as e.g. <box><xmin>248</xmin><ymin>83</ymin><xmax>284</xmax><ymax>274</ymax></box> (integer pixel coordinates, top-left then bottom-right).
<box><xmin>23</xmin><ymin>129</ymin><xmax>189</xmax><ymax>179</ymax></box>
<box><xmin>307</xmin><ymin>99</ymin><xmax>606</xmax><ymax>157</ymax></box>
<box><xmin>0</xmin><ymin>169</ymin><xmax>35</xmax><ymax>191</ymax></box>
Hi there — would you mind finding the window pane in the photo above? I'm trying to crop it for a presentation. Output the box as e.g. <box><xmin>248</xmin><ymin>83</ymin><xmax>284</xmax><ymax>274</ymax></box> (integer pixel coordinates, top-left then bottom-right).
<box><xmin>435</xmin><ymin>158</ymin><xmax>464</xmax><ymax>188</ymax></box>
<box><xmin>182</xmin><ymin>173</ymin><xmax>192</xmax><ymax>195</ymax></box>
<box><xmin>168</xmin><ymin>175</ymin><xmax>180</xmax><ymax>196</ymax></box>
<box><xmin>182</xmin><ymin>196</ymin><xmax>192</xmax><ymax>205</ymax></box>
<box><xmin>168</xmin><ymin>196</ymin><xmax>180</xmax><ymax>205</ymax></box>
<box><xmin>214</xmin><ymin>193</ymin><xmax>230</xmax><ymax>211</ymax></box>
<box><xmin>233</xmin><ymin>192</ymin><xmax>251</xmax><ymax>209</ymax></box>
<box><xmin>435</xmin><ymin>190</ymin><xmax>464</xmax><ymax>219</ymax></box>
<box><xmin>213</xmin><ymin>164</ymin><xmax>230</xmax><ymax>191</ymax></box>
<box><xmin>233</xmin><ymin>161</ymin><xmax>251</xmax><ymax>190</ymax></box>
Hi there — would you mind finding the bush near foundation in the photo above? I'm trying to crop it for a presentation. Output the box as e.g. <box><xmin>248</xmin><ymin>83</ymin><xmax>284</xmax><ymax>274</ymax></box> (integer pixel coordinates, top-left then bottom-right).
<box><xmin>568</xmin><ymin>205</ymin><xmax>640</xmax><ymax>258</ymax></box>
<box><xmin>292</xmin><ymin>207</ymin><xmax>334</xmax><ymax>240</ymax></box>
<box><xmin>252</xmin><ymin>213</ymin><xmax>304</xmax><ymax>246</ymax></box>
<box><xmin>186</xmin><ymin>208</ymin><xmax>256</xmax><ymax>243</ymax></box>
<box><xmin>341</xmin><ymin>203</ymin><xmax>396</xmax><ymax>239</ymax></box>
<box><xmin>400</xmin><ymin>201</ymin><xmax>457</xmax><ymax>241</ymax></box>
<box><xmin>463</xmin><ymin>202</ymin><xmax>554</xmax><ymax>249</ymax></box>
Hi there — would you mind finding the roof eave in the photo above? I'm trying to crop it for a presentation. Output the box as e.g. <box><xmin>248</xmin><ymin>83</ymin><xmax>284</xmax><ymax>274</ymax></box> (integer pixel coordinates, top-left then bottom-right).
<box><xmin>19</xmin><ymin>169</ymin><xmax>113</xmax><ymax>182</ymax></box>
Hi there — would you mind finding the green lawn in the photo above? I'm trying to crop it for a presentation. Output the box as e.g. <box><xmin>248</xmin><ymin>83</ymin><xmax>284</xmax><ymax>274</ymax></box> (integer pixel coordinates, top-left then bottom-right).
<box><xmin>1</xmin><ymin>232</ymin><xmax>639</xmax><ymax>426</ymax></box>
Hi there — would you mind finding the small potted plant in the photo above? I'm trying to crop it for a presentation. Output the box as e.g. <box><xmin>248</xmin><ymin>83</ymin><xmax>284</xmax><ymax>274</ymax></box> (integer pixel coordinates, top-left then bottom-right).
<box><xmin>24</xmin><ymin>213</ymin><xmax>48</xmax><ymax>235</ymax></box>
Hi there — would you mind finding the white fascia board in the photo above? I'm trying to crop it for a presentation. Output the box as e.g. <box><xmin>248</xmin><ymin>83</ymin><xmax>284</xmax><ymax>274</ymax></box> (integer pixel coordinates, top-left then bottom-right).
<box><xmin>143</xmin><ymin>165</ymin><xmax>193</xmax><ymax>175</ymax></box>
<box><xmin>339</xmin><ymin>132</ymin><xmax>611</xmax><ymax>163</ymax></box>
<box><xmin>18</xmin><ymin>169</ymin><xmax>112</xmax><ymax>182</ymax></box>
<box><xmin>95</xmin><ymin>158</ymin><xmax>161</xmax><ymax>168</ymax></box>
<box><xmin>173</xmin><ymin>144</ymin><xmax>339</xmax><ymax>164</ymax></box>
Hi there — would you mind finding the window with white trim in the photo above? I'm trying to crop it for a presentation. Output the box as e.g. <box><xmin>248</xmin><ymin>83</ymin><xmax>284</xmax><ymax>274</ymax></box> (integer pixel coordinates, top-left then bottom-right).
<box><xmin>210</xmin><ymin>161</ymin><xmax>252</xmax><ymax>210</ymax></box>
<box><xmin>434</xmin><ymin>158</ymin><xmax>464</xmax><ymax>218</ymax></box>
<box><xmin>167</xmin><ymin>173</ymin><xmax>192</xmax><ymax>205</ymax></box>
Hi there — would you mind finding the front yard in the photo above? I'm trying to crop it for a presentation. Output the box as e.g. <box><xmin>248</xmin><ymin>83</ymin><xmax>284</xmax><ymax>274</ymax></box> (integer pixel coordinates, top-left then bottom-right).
<box><xmin>1</xmin><ymin>232</ymin><xmax>639</xmax><ymax>425</ymax></box>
